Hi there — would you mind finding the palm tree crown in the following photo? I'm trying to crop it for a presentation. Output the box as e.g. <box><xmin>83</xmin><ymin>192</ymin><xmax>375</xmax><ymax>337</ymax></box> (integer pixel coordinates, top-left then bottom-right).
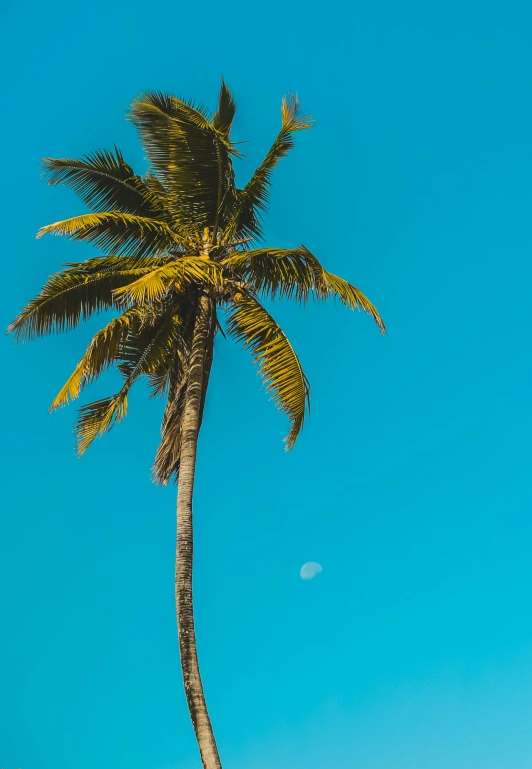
<box><xmin>9</xmin><ymin>82</ymin><xmax>384</xmax><ymax>478</ymax></box>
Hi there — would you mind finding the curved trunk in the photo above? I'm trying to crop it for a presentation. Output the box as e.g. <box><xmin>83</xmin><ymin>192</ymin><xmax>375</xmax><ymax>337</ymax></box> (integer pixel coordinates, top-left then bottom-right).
<box><xmin>175</xmin><ymin>294</ymin><xmax>221</xmax><ymax>769</ymax></box>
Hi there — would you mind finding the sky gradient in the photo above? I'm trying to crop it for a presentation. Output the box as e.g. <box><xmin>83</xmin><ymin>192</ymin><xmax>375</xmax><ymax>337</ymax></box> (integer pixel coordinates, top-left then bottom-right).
<box><xmin>1</xmin><ymin>0</ymin><xmax>532</xmax><ymax>767</ymax></box>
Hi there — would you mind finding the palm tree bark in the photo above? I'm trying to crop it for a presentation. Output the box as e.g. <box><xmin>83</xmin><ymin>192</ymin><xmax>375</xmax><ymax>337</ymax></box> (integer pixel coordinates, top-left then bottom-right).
<box><xmin>175</xmin><ymin>293</ymin><xmax>221</xmax><ymax>769</ymax></box>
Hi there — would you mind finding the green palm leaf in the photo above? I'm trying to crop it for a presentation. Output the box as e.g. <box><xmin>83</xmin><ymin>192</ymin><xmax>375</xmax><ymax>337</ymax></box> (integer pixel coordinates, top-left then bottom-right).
<box><xmin>8</xmin><ymin>260</ymin><xmax>156</xmax><ymax>341</ymax></box>
<box><xmin>152</xmin><ymin>302</ymin><xmax>214</xmax><ymax>485</ymax></box>
<box><xmin>152</xmin><ymin>375</ymin><xmax>186</xmax><ymax>485</ymax></box>
<box><xmin>222</xmin><ymin>247</ymin><xmax>316</xmax><ymax>301</ymax></box>
<box><xmin>42</xmin><ymin>148</ymin><xmax>167</xmax><ymax>217</ymax></box>
<box><xmin>75</xmin><ymin>393</ymin><xmax>130</xmax><ymax>456</ymax></box>
<box><xmin>129</xmin><ymin>91</ymin><xmax>236</xmax><ymax>235</ymax></box>
<box><xmin>223</xmin><ymin>246</ymin><xmax>385</xmax><ymax>331</ymax></box>
<box><xmin>212</xmin><ymin>79</ymin><xmax>236</xmax><ymax>138</ymax></box>
<box><xmin>50</xmin><ymin>305</ymin><xmax>150</xmax><ymax>410</ymax></box>
<box><xmin>225</xmin><ymin>291</ymin><xmax>310</xmax><ymax>448</ymax></box>
<box><xmin>314</xmin><ymin>268</ymin><xmax>385</xmax><ymax>331</ymax></box>
<box><xmin>37</xmin><ymin>212</ymin><xmax>188</xmax><ymax>256</ymax></box>
<box><xmin>225</xmin><ymin>95</ymin><xmax>313</xmax><ymax>241</ymax></box>
<box><xmin>75</xmin><ymin>309</ymin><xmax>183</xmax><ymax>455</ymax></box>
<box><xmin>113</xmin><ymin>257</ymin><xmax>224</xmax><ymax>305</ymax></box>
<box><xmin>117</xmin><ymin>311</ymin><xmax>183</xmax><ymax>381</ymax></box>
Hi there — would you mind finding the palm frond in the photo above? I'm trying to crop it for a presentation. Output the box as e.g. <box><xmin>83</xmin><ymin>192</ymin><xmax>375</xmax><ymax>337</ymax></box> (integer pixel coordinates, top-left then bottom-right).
<box><xmin>222</xmin><ymin>247</ymin><xmax>315</xmax><ymax>301</ymax></box>
<box><xmin>314</xmin><ymin>268</ymin><xmax>385</xmax><ymax>331</ymax></box>
<box><xmin>75</xmin><ymin>393</ymin><xmax>129</xmax><ymax>456</ymax></box>
<box><xmin>37</xmin><ymin>212</ymin><xmax>187</xmax><ymax>257</ymax></box>
<box><xmin>50</xmin><ymin>306</ymin><xmax>148</xmax><ymax>410</ymax></box>
<box><xmin>129</xmin><ymin>91</ymin><xmax>236</xmax><ymax>234</ymax></box>
<box><xmin>117</xmin><ymin>312</ymin><xmax>183</xmax><ymax>381</ymax></box>
<box><xmin>212</xmin><ymin>79</ymin><xmax>236</xmax><ymax>138</ymax></box>
<box><xmin>225</xmin><ymin>291</ymin><xmax>309</xmax><ymax>448</ymax></box>
<box><xmin>152</xmin><ymin>375</ymin><xmax>186</xmax><ymax>485</ymax></box>
<box><xmin>147</xmin><ymin>363</ymin><xmax>177</xmax><ymax>398</ymax></box>
<box><xmin>62</xmin><ymin>254</ymin><xmax>168</xmax><ymax>273</ymax></box>
<box><xmin>225</xmin><ymin>95</ymin><xmax>313</xmax><ymax>240</ymax></box>
<box><xmin>42</xmin><ymin>148</ymin><xmax>167</xmax><ymax>218</ymax></box>
<box><xmin>75</xmin><ymin>308</ymin><xmax>183</xmax><ymax>455</ymax></box>
<box><xmin>7</xmin><ymin>257</ymin><xmax>159</xmax><ymax>340</ymax></box>
<box><xmin>113</xmin><ymin>257</ymin><xmax>223</xmax><ymax>305</ymax></box>
<box><xmin>223</xmin><ymin>246</ymin><xmax>385</xmax><ymax>331</ymax></box>
<box><xmin>152</xmin><ymin>301</ymin><xmax>215</xmax><ymax>485</ymax></box>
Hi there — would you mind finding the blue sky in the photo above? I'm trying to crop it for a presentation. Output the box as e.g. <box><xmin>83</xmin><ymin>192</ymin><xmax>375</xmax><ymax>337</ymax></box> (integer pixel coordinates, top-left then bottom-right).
<box><xmin>1</xmin><ymin>0</ymin><xmax>532</xmax><ymax>767</ymax></box>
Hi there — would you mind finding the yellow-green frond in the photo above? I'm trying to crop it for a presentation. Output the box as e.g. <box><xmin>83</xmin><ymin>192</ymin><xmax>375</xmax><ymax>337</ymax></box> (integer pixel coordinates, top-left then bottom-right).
<box><xmin>222</xmin><ymin>247</ymin><xmax>316</xmax><ymax>301</ymax></box>
<box><xmin>224</xmin><ymin>94</ymin><xmax>313</xmax><ymax>241</ymax></box>
<box><xmin>314</xmin><ymin>269</ymin><xmax>386</xmax><ymax>332</ymax></box>
<box><xmin>225</xmin><ymin>292</ymin><xmax>310</xmax><ymax>449</ymax></box>
<box><xmin>113</xmin><ymin>257</ymin><xmax>223</xmax><ymax>305</ymax></box>
<box><xmin>152</xmin><ymin>376</ymin><xmax>186</xmax><ymax>485</ymax></box>
<box><xmin>42</xmin><ymin>148</ymin><xmax>167</xmax><ymax>218</ymax></box>
<box><xmin>212</xmin><ymin>79</ymin><xmax>236</xmax><ymax>138</ymax></box>
<box><xmin>129</xmin><ymin>91</ymin><xmax>236</xmax><ymax>233</ymax></box>
<box><xmin>117</xmin><ymin>312</ymin><xmax>183</xmax><ymax>382</ymax></box>
<box><xmin>50</xmin><ymin>307</ymin><xmax>146</xmax><ymax>411</ymax></box>
<box><xmin>7</xmin><ymin>259</ymin><xmax>157</xmax><ymax>341</ymax></box>
<box><xmin>75</xmin><ymin>393</ymin><xmax>129</xmax><ymax>456</ymax></box>
<box><xmin>152</xmin><ymin>303</ymin><xmax>214</xmax><ymax>485</ymax></box>
<box><xmin>73</xmin><ymin>308</ymin><xmax>184</xmax><ymax>455</ymax></box>
<box><xmin>37</xmin><ymin>212</ymin><xmax>187</xmax><ymax>257</ymax></box>
<box><xmin>223</xmin><ymin>246</ymin><xmax>385</xmax><ymax>332</ymax></box>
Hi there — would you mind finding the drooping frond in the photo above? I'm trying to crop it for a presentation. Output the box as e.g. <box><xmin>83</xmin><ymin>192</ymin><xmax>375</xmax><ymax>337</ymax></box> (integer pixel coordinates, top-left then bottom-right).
<box><xmin>37</xmin><ymin>212</ymin><xmax>187</xmax><ymax>257</ymax></box>
<box><xmin>117</xmin><ymin>311</ymin><xmax>184</xmax><ymax>382</ymax></box>
<box><xmin>212</xmin><ymin>79</ymin><xmax>236</xmax><ymax>138</ymax></box>
<box><xmin>143</xmin><ymin>302</ymin><xmax>192</xmax><ymax>401</ymax></box>
<box><xmin>50</xmin><ymin>306</ymin><xmax>149</xmax><ymax>410</ymax></box>
<box><xmin>113</xmin><ymin>257</ymin><xmax>224</xmax><ymax>305</ymax></box>
<box><xmin>146</xmin><ymin>338</ymin><xmax>185</xmax><ymax>399</ymax></box>
<box><xmin>152</xmin><ymin>377</ymin><xmax>186</xmax><ymax>485</ymax></box>
<box><xmin>147</xmin><ymin>363</ymin><xmax>177</xmax><ymax>399</ymax></box>
<box><xmin>222</xmin><ymin>247</ymin><xmax>316</xmax><ymax>301</ymax></box>
<box><xmin>225</xmin><ymin>291</ymin><xmax>310</xmax><ymax>448</ymax></box>
<box><xmin>75</xmin><ymin>309</ymin><xmax>183</xmax><ymax>455</ymax></box>
<box><xmin>75</xmin><ymin>393</ymin><xmax>129</xmax><ymax>456</ymax></box>
<box><xmin>225</xmin><ymin>95</ymin><xmax>313</xmax><ymax>240</ymax></box>
<box><xmin>313</xmin><ymin>268</ymin><xmax>386</xmax><ymax>331</ymax></box>
<box><xmin>129</xmin><ymin>92</ymin><xmax>237</xmax><ymax>234</ymax></box>
<box><xmin>222</xmin><ymin>246</ymin><xmax>385</xmax><ymax>331</ymax></box>
<box><xmin>152</xmin><ymin>299</ymin><xmax>215</xmax><ymax>485</ymax></box>
<box><xmin>7</xmin><ymin>256</ymin><xmax>160</xmax><ymax>340</ymax></box>
<box><xmin>42</xmin><ymin>148</ymin><xmax>167</xmax><ymax>218</ymax></box>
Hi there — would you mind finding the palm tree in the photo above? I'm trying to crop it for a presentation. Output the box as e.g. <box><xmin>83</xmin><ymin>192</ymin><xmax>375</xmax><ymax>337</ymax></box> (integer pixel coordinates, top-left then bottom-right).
<box><xmin>9</xmin><ymin>81</ymin><xmax>385</xmax><ymax>769</ymax></box>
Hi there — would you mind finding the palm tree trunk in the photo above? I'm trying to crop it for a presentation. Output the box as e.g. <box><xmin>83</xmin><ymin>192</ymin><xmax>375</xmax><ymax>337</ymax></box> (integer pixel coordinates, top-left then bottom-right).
<box><xmin>175</xmin><ymin>293</ymin><xmax>222</xmax><ymax>769</ymax></box>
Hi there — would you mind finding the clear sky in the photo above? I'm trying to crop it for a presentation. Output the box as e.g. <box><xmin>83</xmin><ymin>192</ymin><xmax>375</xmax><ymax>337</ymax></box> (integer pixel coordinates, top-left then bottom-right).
<box><xmin>1</xmin><ymin>0</ymin><xmax>532</xmax><ymax>767</ymax></box>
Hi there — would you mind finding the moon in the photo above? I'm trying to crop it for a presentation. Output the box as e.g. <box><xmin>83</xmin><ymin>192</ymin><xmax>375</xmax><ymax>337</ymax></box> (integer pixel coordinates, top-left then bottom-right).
<box><xmin>300</xmin><ymin>561</ymin><xmax>323</xmax><ymax>580</ymax></box>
